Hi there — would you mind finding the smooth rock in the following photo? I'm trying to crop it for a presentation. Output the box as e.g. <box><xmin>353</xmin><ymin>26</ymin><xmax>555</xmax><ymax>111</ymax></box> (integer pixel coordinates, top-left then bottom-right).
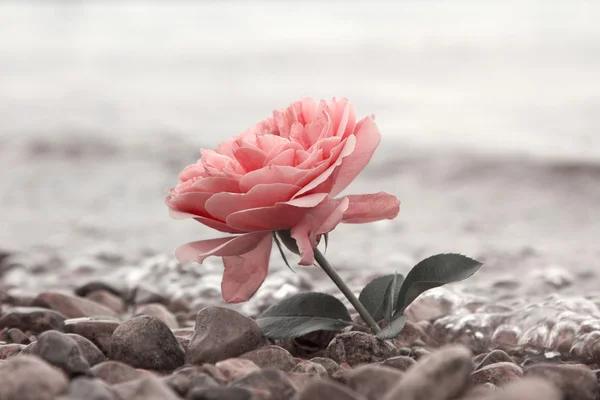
<box><xmin>91</xmin><ymin>360</ymin><xmax>145</xmax><ymax>384</ymax></box>
<box><xmin>216</xmin><ymin>358</ymin><xmax>261</xmax><ymax>381</ymax></box>
<box><xmin>63</xmin><ymin>317</ymin><xmax>120</xmax><ymax>355</ymax></box>
<box><xmin>382</xmin><ymin>355</ymin><xmax>417</xmax><ymax>372</ymax></box>
<box><xmin>56</xmin><ymin>377</ymin><xmax>119</xmax><ymax>400</ymax></box>
<box><xmin>163</xmin><ymin>366</ymin><xmax>219</xmax><ymax>397</ymax></box>
<box><xmin>524</xmin><ymin>363</ymin><xmax>596</xmax><ymax>400</ymax></box>
<box><xmin>66</xmin><ymin>333</ymin><xmax>106</xmax><ymax>366</ymax></box>
<box><xmin>291</xmin><ymin>360</ymin><xmax>328</xmax><ymax>378</ymax></box>
<box><xmin>132</xmin><ymin>284</ymin><xmax>168</xmax><ymax>305</ymax></box>
<box><xmin>6</xmin><ymin>328</ymin><xmax>29</xmax><ymax>344</ymax></box>
<box><xmin>32</xmin><ymin>291</ymin><xmax>117</xmax><ymax>318</ymax></box>
<box><xmin>472</xmin><ymin>362</ymin><xmax>522</xmax><ymax>386</ymax></box>
<box><xmin>109</xmin><ymin>315</ymin><xmax>184</xmax><ymax>371</ymax></box>
<box><xmin>0</xmin><ymin>355</ymin><xmax>69</xmax><ymax>400</ymax></box>
<box><xmin>296</xmin><ymin>380</ymin><xmax>368</xmax><ymax>400</ymax></box>
<box><xmin>135</xmin><ymin>303</ymin><xmax>179</xmax><ymax>329</ymax></box>
<box><xmin>29</xmin><ymin>330</ymin><xmax>93</xmax><ymax>377</ymax></box>
<box><xmin>326</xmin><ymin>332</ymin><xmax>398</xmax><ymax>366</ymax></box>
<box><xmin>475</xmin><ymin>349</ymin><xmax>514</xmax><ymax>370</ymax></box>
<box><xmin>394</xmin><ymin>321</ymin><xmax>437</xmax><ymax>348</ymax></box>
<box><xmin>492</xmin><ymin>377</ymin><xmax>562</xmax><ymax>400</ymax></box>
<box><xmin>383</xmin><ymin>345</ymin><xmax>473</xmax><ymax>400</ymax></box>
<box><xmin>0</xmin><ymin>306</ymin><xmax>66</xmax><ymax>333</ymax></box>
<box><xmin>230</xmin><ymin>368</ymin><xmax>296</xmax><ymax>400</ymax></box>
<box><xmin>187</xmin><ymin>387</ymin><xmax>258</xmax><ymax>400</ymax></box>
<box><xmin>113</xmin><ymin>374</ymin><xmax>181</xmax><ymax>400</ymax></box>
<box><xmin>0</xmin><ymin>343</ymin><xmax>25</xmax><ymax>359</ymax></box>
<box><xmin>240</xmin><ymin>345</ymin><xmax>297</xmax><ymax>371</ymax></box>
<box><xmin>186</xmin><ymin>307</ymin><xmax>264</xmax><ymax>365</ymax></box>
<box><xmin>75</xmin><ymin>281</ymin><xmax>126</xmax><ymax>299</ymax></box>
<box><xmin>340</xmin><ymin>364</ymin><xmax>404</xmax><ymax>400</ymax></box>
<box><xmin>309</xmin><ymin>357</ymin><xmax>343</xmax><ymax>376</ymax></box>
<box><xmin>85</xmin><ymin>290</ymin><xmax>127</xmax><ymax>314</ymax></box>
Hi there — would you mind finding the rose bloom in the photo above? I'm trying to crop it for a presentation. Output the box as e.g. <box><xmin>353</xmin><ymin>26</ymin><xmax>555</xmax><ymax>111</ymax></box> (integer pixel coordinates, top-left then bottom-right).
<box><xmin>166</xmin><ymin>98</ymin><xmax>399</xmax><ymax>303</ymax></box>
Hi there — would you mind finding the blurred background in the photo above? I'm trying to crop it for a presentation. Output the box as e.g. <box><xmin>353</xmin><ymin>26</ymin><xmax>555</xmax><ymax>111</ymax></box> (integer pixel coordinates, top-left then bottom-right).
<box><xmin>0</xmin><ymin>1</ymin><xmax>599</xmax><ymax>278</ymax></box>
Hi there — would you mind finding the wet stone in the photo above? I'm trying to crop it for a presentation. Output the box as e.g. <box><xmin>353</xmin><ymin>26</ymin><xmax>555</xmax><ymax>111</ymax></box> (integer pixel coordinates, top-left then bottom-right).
<box><xmin>85</xmin><ymin>290</ymin><xmax>127</xmax><ymax>314</ymax></box>
<box><xmin>383</xmin><ymin>345</ymin><xmax>473</xmax><ymax>400</ymax></box>
<box><xmin>113</xmin><ymin>374</ymin><xmax>181</xmax><ymax>400</ymax></box>
<box><xmin>63</xmin><ymin>317</ymin><xmax>120</xmax><ymax>355</ymax></box>
<box><xmin>230</xmin><ymin>368</ymin><xmax>297</xmax><ymax>400</ymax></box>
<box><xmin>163</xmin><ymin>366</ymin><xmax>219</xmax><ymax>397</ymax></box>
<box><xmin>471</xmin><ymin>362</ymin><xmax>522</xmax><ymax>386</ymax></box>
<box><xmin>340</xmin><ymin>364</ymin><xmax>404</xmax><ymax>400</ymax></box>
<box><xmin>382</xmin><ymin>355</ymin><xmax>417</xmax><ymax>372</ymax></box>
<box><xmin>240</xmin><ymin>345</ymin><xmax>297</xmax><ymax>371</ymax></box>
<box><xmin>0</xmin><ymin>355</ymin><xmax>69</xmax><ymax>400</ymax></box>
<box><xmin>216</xmin><ymin>358</ymin><xmax>261</xmax><ymax>382</ymax></box>
<box><xmin>32</xmin><ymin>291</ymin><xmax>117</xmax><ymax>318</ymax></box>
<box><xmin>66</xmin><ymin>333</ymin><xmax>106</xmax><ymax>366</ymax></box>
<box><xmin>186</xmin><ymin>307</ymin><xmax>265</xmax><ymax>365</ymax></box>
<box><xmin>296</xmin><ymin>380</ymin><xmax>367</xmax><ymax>400</ymax></box>
<box><xmin>109</xmin><ymin>315</ymin><xmax>185</xmax><ymax>371</ymax></box>
<box><xmin>187</xmin><ymin>387</ymin><xmax>258</xmax><ymax>400</ymax></box>
<box><xmin>524</xmin><ymin>363</ymin><xmax>597</xmax><ymax>400</ymax></box>
<box><xmin>56</xmin><ymin>377</ymin><xmax>119</xmax><ymax>400</ymax></box>
<box><xmin>91</xmin><ymin>360</ymin><xmax>145</xmax><ymax>384</ymax></box>
<box><xmin>29</xmin><ymin>330</ymin><xmax>93</xmax><ymax>377</ymax></box>
<box><xmin>475</xmin><ymin>349</ymin><xmax>514</xmax><ymax>370</ymax></box>
<box><xmin>134</xmin><ymin>303</ymin><xmax>179</xmax><ymax>329</ymax></box>
<box><xmin>326</xmin><ymin>332</ymin><xmax>399</xmax><ymax>367</ymax></box>
<box><xmin>0</xmin><ymin>306</ymin><xmax>66</xmax><ymax>334</ymax></box>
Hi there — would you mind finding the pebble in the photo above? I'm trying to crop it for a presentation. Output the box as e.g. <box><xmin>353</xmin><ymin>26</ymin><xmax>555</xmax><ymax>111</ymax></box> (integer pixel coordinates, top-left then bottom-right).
<box><xmin>381</xmin><ymin>355</ymin><xmax>417</xmax><ymax>372</ymax></box>
<box><xmin>215</xmin><ymin>358</ymin><xmax>262</xmax><ymax>382</ymax></box>
<box><xmin>326</xmin><ymin>332</ymin><xmax>399</xmax><ymax>366</ymax></box>
<box><xmin>32</xmin><ymin>291</ymin><xmax>117</xmax><ymax>318</ymax></box>
<box><xmin>524</xmin><ymin>363</ymin><xmax>597</xmax><ymax>400</ymax></box>
<box><xmin>85</xmin><ymin>290</ymin><xmax>127</xmax><ymax>314</ymax></box>
<box><xmin>91</xmin><ymin>360</ymin><xmax>146</xmax><ymax>384</ymax></box>
<box><xmin>109</xmin><ymin>315</ymin><xmax>185</xmax><ymax>371</ymax></box>
<box><xmin>230</xmin><ymin>368</ymin><xmax>297</xmax><ymax>400</ymax></box>
<box><xmin>132</xmin><ymin>284</ymin><xmax>169</xmax><ymax>305</ymax></box>
<box><xmin>187</xmin><ymin>387</ymin><xmax>258</xmax><ymax>400</ymax></box>
<box><xmin>0</xmin><ymin>355</ymin><xmax>69</xmax><ymax>400</ymax></box>
<box><xmin>340</xmin><ymin>364</ymin><xmax>404</xmax><ymax>400</ymax></box>
<box><xmin>63</xmin><ymin>317</ymin><xmax>120</xmax><ymax>354</ymax></box>
<box><xmin>0</xmin><ymin>343</ymin><xmax>24</xmax><ymax>359</ymax></box>
<box><xmin>475</xmin><ymin>349</ymin><xmax>514</xmax><ymax>369</ymax></box>
<box><xmin>28</xmin><ymin>330</ymin><xmax>93</xmax><ymax>377</ymax></box>
<box><xmin>0</xmin><ymin>306</ymin><xmax>66</xmax><ymax>333</ymax></box>
<box><xmin>296</xmin><ymin>380</ymin><xmax>368</xmax><ymax>400</ymax></box>
<box><xmin>393</xmin><ymin>320</ymin><xmax>437</xmax><ymax>348</ymax></box>
<box><xmin>56</xmin><ymin>377</ymin><xmax>119</xmax><ymax>400</ymax></box>
<box><xmin>162</xmin><ymin>366</ymin><xmax>219</xmax><ymax>397</ymax></box>
<box><xmin>65</xmin><ymin>333</ymin><xmax>106</xmax><ymax>366</ymax></box>
<box><xmin>6</xmin><ymin>327</ymin><xmax>30</xmax><ymax>344</ymax></box>
<box><xmin>75</xmin><ymin>281</ymin><xmax>126</xmax><ymax>299</ymax></box>
<box><xmin>383</xmin><ymin>345</ymin><xmax>473</xmax><ymax>400</ymax></box>
<box><xmin>134</xmin><ymin>303</ymin><xmax>179</xmax><ymax>329</ymax></box>
<box><xmin>290</xmin><ymin>360</ymin><xmax>328</xmax><ymax>378</ymax></box>
<box><xmin>240</xmin><ymin>345</ymin><xmax>297</xmax><ymax>371</ymax></box>
<box><xmin>186</xmin><ymin>307</ymin><xmax>265</xmax><ymax>365</ymax></box>
<box><xmin>308</xmin><ymin>357</ymin><xmax>343</xmax><ymax>376</ymax></box>
<box><xmin>492</xmin><ymin>377</ymin><xmax>562</xmax><ymax>400</ymax></box>
<box><xmin>113</xmin><ymin>374</ymin><xmax>181</xmax><ymax>400</ymax></box>
<box><xmin>471</xmin><ymin>362</ymin><xmax>522</xmax><ymax>386</ymax></box>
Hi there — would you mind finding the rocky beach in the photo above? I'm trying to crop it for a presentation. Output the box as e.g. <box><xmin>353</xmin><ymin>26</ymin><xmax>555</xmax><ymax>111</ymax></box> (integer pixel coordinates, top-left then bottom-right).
<box><xmin>2</xmin><ymin>1</ymin><xmax>600</xmax><ymax>399</ymax></box>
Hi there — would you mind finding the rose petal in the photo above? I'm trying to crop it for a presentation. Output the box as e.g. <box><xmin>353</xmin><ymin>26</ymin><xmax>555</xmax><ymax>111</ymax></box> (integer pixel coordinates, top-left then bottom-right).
<box><xmin>221</xmin><ymin>233</ymin><xmax>273</xmax><ymax>303</ymax></box>
<box><xmin>179</xmin><ymin>176</ymin><xmax>240</xmax><ymax>194</ymax></box>
<box><xmin>225</xmin><ymin>193</ymin><xmax>328</xmax><ymax>232</ymax></box>
<box><xmin>174</xmin><ymin>231</ymin><xmax>269</xmax><ymax>264</ymax></box>
<box><xmin>342</xmin><ymin>192</ymin><xmax>400</xmax><ymax>223</ymax></box>
<box><xmin>290</xmin><ymin>196</ymin><xmax>350</xmax><ymax>266</ymax></box>
<box><xmin>204</xmin><ymin>183</ymin><xmax>300</xmax><ymax>221</ymax></box>
<box><xmin>166</xmin><ymin>192</ymin><xmax>213</xmax><ymax>218</ymax></box>
<box><xmin>233</xmin><ymin>146</ymin><xmax>266</xmax><ymax>172</ymax></box>
<box><xmin>239</xmin><ymin>165</ymin><xmax>309</xmax><ymax>192</ymax></box>
<box><xmin>329</xmin><ymin>116</ymin><xmax>381</xmax><ymax>197</ymax></box>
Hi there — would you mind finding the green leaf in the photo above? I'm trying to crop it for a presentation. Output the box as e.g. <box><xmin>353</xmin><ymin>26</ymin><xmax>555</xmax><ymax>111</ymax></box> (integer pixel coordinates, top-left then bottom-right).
<box><xmin>393</xmin><ymin>253</ymin><xmax>482</xmax><ymax>318</ymax></box>
<box><xmin>256</xmin><ymin>292</ymin><xmax>352</xmax><ymax>339</ymax></box>
<box><xmin>377</xmin><ymin>314</ymin><xmax>408</xmax><ymax>340</ymax></box>
<box><xmin>383</xmin><ymin>273</ymin><xmax>399</xmax><ymax>323</ymax></box>
<box><xmin>358</xmin><ymin>274</ymin><xmax>404</xmax><ymax>323</ymax></box>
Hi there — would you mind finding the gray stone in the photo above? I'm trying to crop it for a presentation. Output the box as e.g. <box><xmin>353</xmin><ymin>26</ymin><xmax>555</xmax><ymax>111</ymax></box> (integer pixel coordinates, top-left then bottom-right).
<box><xmin>340</xmin><ymin>364</ymin><xmax>403</xmax><ymax>400</ymax></box>
<box><xmin>63</xmin><ymin>317</ymin><xmax>120</xmax><ymax>354</ymax></box>
<box><xmin>186</xmin><ymin>307</ymin><xmax>265</xmax><ymax>365</ymax></box>
<box><xmin>29</xmin><ymin>330</ymin><xmax>93</xmax><ymax>377</ymax></box>
<box><xmin>0</xmin><ymin>355</ymin><xmax>69</xmax><ymax>400</ymax></box>
<box><xmin>230</xmin><ymin>368</ymin><xmax>296</xmax><ymax>400</ymax></box>
<box><xmin>296</xmin><ymin>380</ymin><xmax>368</xmax><ymax>400</ymax></box>
<box><xmin>492</xmin><ymin>377</ymin><xmax>562</xmax><ymax>400</ymax></box>
<box><xmin>215</xmin><ymin>358</ymin><xmax>261</xmax><ymax>382</ymax></box>
<box><xmin>475</xmin><ymin>349</ymin><xmax>514</xmax><ymax>370</ymax></box>
<box><xmin>109</xmin><ymin>315</ymin><xmax>184</xmax><ymax>371</ymax></box>
<box><xmin>309</xmin><ymin>357</ymin><xmax>343</xmax><ymax>376</ymax></box>
<box><xmin>91</xmin><ymin>360</ymin><xmax>145</xmax><ymax>384</ymax></box>
<box><xmin>0</xmin><ymin>306</ymin><xmax>66</xmax><ymax>334</ymax></box>
<box><xmin>163</xmin><ymin>366</ymin><xmax>219</xmax><ymax>397</ymax></box>
<box><xmin>65</xmin><ymin>333</ymin><xmax>106</xmax><ymax>366</ymax></box>
<box><xmin>32</xmin><ymin>291</ymin><xmax>117</xmax><ymax>318</ymax></box>
<box><xmin>472</xmin><ymin>362</ymin><xmax>522</xmax><ymax>386</ymax></box>
<box><xmin>524</xmin><ymin>363</ymin><xmax>596</xmax><ymax>400</ymax></box>
<box><xmin>56</xmin><ymin>377</ymin><xmax>119</xmax><ymax>400</ymax></box>
<box><xmin>382</xmin><ymin>355</ymin><xmax>417</xmax><ymax>372</ymax></box>
<box><xmin>383</xmin><ymin>345</ymin><xmax>473</xmax><ymax>400</ymax></box>
<box><xmin>135</xmin><ymin>303</ymin><xmax>179</xmax><ymax>329</ymax></box>
<box><xmin>240</xmin><ymin>345</ymin><xmax>297</xmax><ymax>371</ymax></box>
<box><xmin>113</xmin><ymin>374</ymin><xmax>181</xmax><ymax>400</ymax></box>
<box><xmin>188</xmin><ymin>387</ymin><xmax>258</xmax><ymax>400</ymax></box>
<box><xmin>291</xmin><ymin>360</ymin><xmax>328</xmax><ymax>378</ymax></box>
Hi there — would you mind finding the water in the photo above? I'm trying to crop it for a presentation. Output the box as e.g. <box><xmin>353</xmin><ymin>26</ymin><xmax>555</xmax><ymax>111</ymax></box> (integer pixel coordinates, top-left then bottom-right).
<box><xmin>1</xmin><ymin>1</ymin><xmax>599</xmax><ymax>161</ymax></box>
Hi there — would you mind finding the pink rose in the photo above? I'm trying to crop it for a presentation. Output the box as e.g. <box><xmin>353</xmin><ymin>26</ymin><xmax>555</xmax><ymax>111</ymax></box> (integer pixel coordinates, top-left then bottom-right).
<box><xmin>166</xmin><ymin>97</ymin><xmax>400</xmax><ymax>303</ymax></box>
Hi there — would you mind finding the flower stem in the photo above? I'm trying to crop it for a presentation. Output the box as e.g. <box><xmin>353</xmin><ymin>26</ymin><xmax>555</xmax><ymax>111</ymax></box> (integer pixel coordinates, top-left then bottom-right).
<box><xmin>312</xmin><ymin>246</ymin><xmax>382</xmax><ymax>335</ymax></box>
